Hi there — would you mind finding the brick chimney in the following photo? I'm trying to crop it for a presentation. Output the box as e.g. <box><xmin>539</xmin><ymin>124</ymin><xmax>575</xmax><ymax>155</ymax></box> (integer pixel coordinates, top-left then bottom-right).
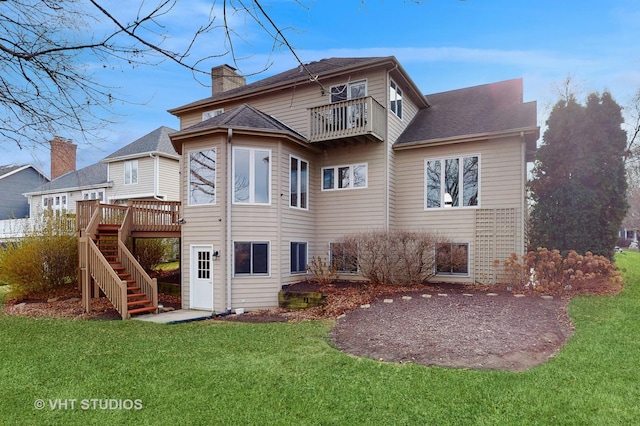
<box><xmin>50</xmin><ymin>137</ymin><xmax>77</xmax><ymax>179</ymax></box>
<box><xmin>211</xmin><ymin>65</ymin><xmax>246</xmax><ymax>95</ymax></box>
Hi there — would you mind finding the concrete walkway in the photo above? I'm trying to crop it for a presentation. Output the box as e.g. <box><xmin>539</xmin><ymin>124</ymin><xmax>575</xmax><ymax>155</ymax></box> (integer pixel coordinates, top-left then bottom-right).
<box><xmin>132</xmin><ymin>309</ymin><xmax>213</xmax><ymax>324</ymax></box>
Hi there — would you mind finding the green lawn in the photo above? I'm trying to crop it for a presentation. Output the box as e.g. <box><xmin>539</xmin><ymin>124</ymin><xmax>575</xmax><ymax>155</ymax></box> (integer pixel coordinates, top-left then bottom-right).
<box><xmin>1</xmin><ymin>254</ymin><xmax>640</xmax><ymax>425</ymax></box>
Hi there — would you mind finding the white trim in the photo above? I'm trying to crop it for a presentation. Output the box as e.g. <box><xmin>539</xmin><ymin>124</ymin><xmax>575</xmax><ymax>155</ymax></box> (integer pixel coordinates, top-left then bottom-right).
<box><xmin>190</xmin><ymin>244</ymin><xmax>214</xmax><ymax>311</ymax></box>
<box><xmin>124</xmin><ymin>160</ymin><xmax>138</xmax><ymax>185</ymax></box>
<box><xmin>187</xmin><ymin>147</ymin><xmax>217</xmax><ymax>206</ymax></box>
<box><xmin>232</xmin><ymin>147</ymin><xmax>272</xmax><ymax>205</ymax></box>
<box><xmin>0</xmin><ymin>164</ymin><xmax>48</xmax><ymax>181</ymax></box>
<box><xmin>321</xmin><ymin>162</ymin><xmax>368</xmax><ymax>191</ymax></box>
<box><xmin>107</xmin><ymin>193</ymin><xmax>165</xmax><ymax>202</ymax></box>
<box><xmin>289</xmin><ymin>241</ymin><xmax>309</xmax><ymax>275</ymax></box>
<box><xmin>232</xmin><ymin>240</ymin><xmax>271</xmax><ymax>277</ymax></box>
<box><xmin>389</xmin><ymin>79</ymin><xmax>403</xmax><ymax>120</ymax></box>
<box><xmin>288</xmin><ymin>154</ymin><xmax>309</xmax><ymax>210</ymax></box>
<box><xmin>424</xmin><ymin>154</ymin><xmax>481</xmax><ymax>210</ymax></box>
<box><xmin>435</xmin><ymin>242</ymin><xmax>471</xmax><ymax>277</ymax></box>
<box><xmin>202</xmin><ymin>108</ymin><xmax>224</xmax><ymax>121</ymax></box>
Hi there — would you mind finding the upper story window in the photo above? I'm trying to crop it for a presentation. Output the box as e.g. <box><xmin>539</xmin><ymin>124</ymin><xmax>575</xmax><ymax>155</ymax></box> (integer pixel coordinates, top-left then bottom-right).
<box><xmin>290</xmin><ymin>155</ymin><xmax>308</xmax><ymax>209</ymax></box>
<box><xmin>330</xmin><ymin>81</ymin><xmax>368</xmax><ymax>129</ymax></box>
<box><xmin>83</xmin><ymin>190</ymin><xmax>104</xmax><ymax>201</ymax></box>
<box><xmin>188</xmin><ymin>148</ymin><xmax>216</xmax><ymax>205</ymax></box>
<box><xmin>233</xmin><ymin>147</ymin><xmax>271</xmax><ymax>205</ymax></box>
<box><xmin>390</xmin><ymin>80</ymin><xmax>403</xmax><ymax>119</ymax></box>
<box><xmin>202</xmin><ymin>109</ymin><xmax>224</xmax><ymax>121</ymax></box>
<box><xmin>322</xmin><ymin>163</ymin><xmax>367</xmax><ymax>191</ymax></box>
<box><xmin>124</xmin><ymin>160</ymin><xmax>138</xmax><ymax>185</ymax></box>
<box><xmin>330</xmin><ymin>80</ymin><xmax>367</xmax><ymax>103</ymax></box>
<box><xmin>425</xmin><ymin>155</ymin><xmax>479</xmax><ymax>209</ymax></box>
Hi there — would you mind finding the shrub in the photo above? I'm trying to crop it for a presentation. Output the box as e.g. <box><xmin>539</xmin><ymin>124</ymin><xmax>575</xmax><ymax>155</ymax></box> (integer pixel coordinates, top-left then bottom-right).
<box><xmin>129</xmin><ymin>238</ymin><xmax>171</xmax><ymax>272</ymax></box>
<box><xmin>0</xmin><ymin>214</ymin><xmax>77</xmax><ymax>297</ymax></box>
<box><xmin>340</xmin><ymin>230</ymin><xmax>448</xmax><ymax>286</ymax></box>
<box><xmin>306</xmin><ymin>256</ymin><xmax>338</xmax><ymax>285</ymax></box>
<box><xmin>495</xmin><ymin>247</ymin><xmax>623</xmax><ymax>294</ymax></box>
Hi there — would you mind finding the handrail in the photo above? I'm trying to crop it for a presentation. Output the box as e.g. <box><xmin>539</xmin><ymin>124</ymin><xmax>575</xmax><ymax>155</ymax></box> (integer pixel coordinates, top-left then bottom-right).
<box><xmin>118</xmin><ymin>207</ymin><xmax>158</xmax><ymax>312</ymax></box>
<box><xmin>83</xmin><ymin>201</ymin><xmax>102</xmax><ymax>240</ymax></box>
<box><xmin>87</xmin><ymin>238</ymin><xmax>128</xmax><ymax>319</ymax></box>
<box><xmin>309</xmin><ymin>96</ymin><xmax>386</xmax><ymax>142</ymax></box>
<box><xmin>130</xmin><ymin>200</ymin><xmax>181</xmax><ymax>232</ymax></box>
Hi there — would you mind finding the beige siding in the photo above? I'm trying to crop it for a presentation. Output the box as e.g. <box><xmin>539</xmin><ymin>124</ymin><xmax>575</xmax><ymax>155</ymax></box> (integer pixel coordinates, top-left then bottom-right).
<box><xmin>108</xmin><ymin>157</ymin><xmax>155</xmax><ymax>201</ymax></box>
<box><xmin>157</xmin><ymin>157</ymin><xmax>180</xmax><ymax>201</ymax></box>
<box><xmin>394</xmin><ymin>136</ymin><xmax>526</xmax><ymax>283</ymax></box>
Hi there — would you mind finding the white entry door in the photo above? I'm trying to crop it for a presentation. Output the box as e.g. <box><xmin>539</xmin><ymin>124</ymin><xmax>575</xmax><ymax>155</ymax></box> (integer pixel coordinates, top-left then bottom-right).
<box><xmin>191</xmin><ymin>246</ymin><xmax>213</xmax><ymax>310</ymax></box>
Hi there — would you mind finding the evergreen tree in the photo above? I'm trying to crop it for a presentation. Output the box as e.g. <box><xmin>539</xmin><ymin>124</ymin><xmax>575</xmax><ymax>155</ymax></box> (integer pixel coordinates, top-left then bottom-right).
<box><xmin>529</xmin><ymin>91</ymin><xmax>628</xmax><ymax>257</ymax></box>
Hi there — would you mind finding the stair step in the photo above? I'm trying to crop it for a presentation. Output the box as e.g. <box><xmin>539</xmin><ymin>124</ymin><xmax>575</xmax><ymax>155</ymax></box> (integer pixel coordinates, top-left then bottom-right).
<box><xmin>128</xmin><ymin>306</ymin><xmax>157</xmax><ymax>316</ymax></box>
<box><xmin>127</xmin><ymin>293</ymin><xmax>147</xmax><ymax>299</ymax></box>
<box><xmin>127</xmin><ymin>299</ymin><xmax>153</xmax><ymax>307</ymax></box>
<box><xmin>127</xmin><ymin>286</ymin><xmax>142</xmax><ymax>292</ymax></box>
<box><xmin>118</xmin><ymin>273</ymin><xmax>131</xmax><ymax>279</ymax></box>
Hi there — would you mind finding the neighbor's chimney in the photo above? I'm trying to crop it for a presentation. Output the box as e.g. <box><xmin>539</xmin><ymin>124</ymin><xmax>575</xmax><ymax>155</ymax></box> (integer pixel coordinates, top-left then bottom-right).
<box><xmin>211</xmin><ymin>64</ymin><xmax>246</xmax><ymax>95</ymax></box>
<box><xmin>50</xmin><ymin>136</ymin><xmax>77</xmax><ymax>180</ymax></box>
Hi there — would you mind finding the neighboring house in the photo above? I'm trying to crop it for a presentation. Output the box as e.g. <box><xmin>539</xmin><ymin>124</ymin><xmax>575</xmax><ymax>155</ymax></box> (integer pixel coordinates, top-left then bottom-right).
<box><xmin>168</xmin><ymin>57</ymin><xmax>539</xmax><ymax>313</ymax></box>
<box><xmin>25</xmin><ymin>126</ymin><xmax>179</xmax><ymax>216</ymax></box>
<box><xmin>0</xmin><ymin>164</ymin><xmax>49</xmax><ymax>219</ymax></box>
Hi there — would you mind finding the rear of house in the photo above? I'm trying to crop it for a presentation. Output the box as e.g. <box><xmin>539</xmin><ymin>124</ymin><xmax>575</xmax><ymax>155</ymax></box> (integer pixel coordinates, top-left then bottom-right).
<box><xmin>169</xmin><ymin>56</ymin><xmax>538</xmax><ymax>313</ymax></box>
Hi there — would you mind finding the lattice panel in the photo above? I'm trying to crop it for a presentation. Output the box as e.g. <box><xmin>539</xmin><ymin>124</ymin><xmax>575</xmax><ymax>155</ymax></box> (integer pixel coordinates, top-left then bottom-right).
<box><xmin>474</xmin><ymin>208</ymin><xmax>518</xmax><ymax>284</ymax></box>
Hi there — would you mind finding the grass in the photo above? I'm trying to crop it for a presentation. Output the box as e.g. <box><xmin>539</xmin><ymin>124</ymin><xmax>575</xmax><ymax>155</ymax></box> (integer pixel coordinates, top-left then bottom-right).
<box><xmin>1</xmin><ymin>253</ymin><xmax>640</xmax><ymax>424</ymax></box>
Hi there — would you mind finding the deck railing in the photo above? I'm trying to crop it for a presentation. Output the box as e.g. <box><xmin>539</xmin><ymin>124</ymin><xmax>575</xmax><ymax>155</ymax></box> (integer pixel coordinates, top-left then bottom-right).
<box><xmin>309</xmin><ymin>96</ymin><xmax>386</xmax><ymax>143</ymax></box>
<box><xmin>129</xmin><ymin>200</ymin><xmax>181</xmax><ymax>232</ymax></box>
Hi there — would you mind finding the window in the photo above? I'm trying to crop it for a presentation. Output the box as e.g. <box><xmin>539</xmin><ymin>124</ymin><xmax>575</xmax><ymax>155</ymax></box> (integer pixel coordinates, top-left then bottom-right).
<box><xmin>233</xmin><ymin>147</ymin><xmax>271</xmax><ymax>204</ymax></box>
<box><xmin>390</xmin><ymin>80</ymin><xmax>403</xmax><ymax>119</ymax></box>
<box><xmin>436</xmin><ymin>243</ymin><xmax>469</xmax><ymax>275</ymax></box>
<box><xmin>290</xmin><ymin>156</ymin><xmax>309</xmax><ymax>209</ymax></box>
<box><xmin>330</xmin><ymin>242</ymin><xmax>358</xmax><ymax>273</ymax></box>
<box><xmin>189</xmin><ymin>149</ymin><xmax>216</xmax><ymax>205</ymax></box>
<box><xmin>124</xmin><ymin>160</ymin><xmax>138</xmax><ymax>185</ymax></box>
<box><xmin>322</xmin><ymin>163</ymin><xmax>367</xmax><ymax>191</ymax></box>
<box><xmin>197</xmin><ymin>250</ymin><xmax>211</xmax><ymax>279</ymax></box>
<box><xmin>234</xmin><ymin>242</ymin><xmax>269</xmax><ymax>275</ymax></box>
<box><xmin>290</xmin><ymin>242</ymin><xmax>308</xmax><ymax>274</ymax></box>
<box><xmin>43</xmin><ymin>194</ymin><xmax>68</xmax><ymax>210</ymax></box>
<box><xmin>83</xmin><ymin>190</ymin><xmax>104</xmax><ymax>201</ymax></box>
<box><xmin>202</xmin><ymin>108</ymin><xmax>224</xmax><ymax>121</ymax></box>
<box><xmin>425</xmin><ymin>155</ymin><xmax>479</xmax><ymax>209</ymax></box>
<box><xmin>329</xmin><ymin>81</ymin><xmax>367</xmax><ymax>129</ymax></box>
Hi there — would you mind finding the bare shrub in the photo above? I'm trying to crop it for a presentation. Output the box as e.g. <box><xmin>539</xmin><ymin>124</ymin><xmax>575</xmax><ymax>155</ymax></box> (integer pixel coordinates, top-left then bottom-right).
<box><xmin>306</xmin><ymin>256</ymin><xmax>338</xmax><ymax>285</ymax></box>
<box><xmin>496</xmin><ymin>247</ymin><xmax>623</xmax><ymax>294</ymax></box>
<box><xmin>342</xmin><ymin>230</ymin><xmax>448</xmax><ymax>286</ymax></box>
<box><xmin>0</xmin><ymin>213</ymin><xmax>77</xmax><ymax>297</ymax></box>
<box><xmin>129</xmin><ymin>238</ymin><xmax>171</xmax><ymax>272</ymax></box>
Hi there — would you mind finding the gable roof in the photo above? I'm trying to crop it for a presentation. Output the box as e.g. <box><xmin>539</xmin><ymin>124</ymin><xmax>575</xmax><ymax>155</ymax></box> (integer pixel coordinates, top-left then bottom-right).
<box><xmin>102</xmin><ymin>126</ymin><xmax>178</xmax><ymax>162</ymax></box>
<box><xmin>0</xmin><ymin>164</ymin><xmax>48</xmax><ymax>181</ymax></box>
<box><xmin>169</xmin><ymin>56</ymin><xmax>427</xmax><ymax>114</ymax></box>
<box><xmin>24</xmin><ymin>162</ymin><xmax>109</xmax><ymax>195</ymax></box>
<box><xmin>396</xmin><ymin>78</ymin><xmax>538</xmax><ymax>148</ymax></box>
<box><xmin>170</xmin><ymin>104</ymin><xmax>309</xmax><ymax>154</ymax></box>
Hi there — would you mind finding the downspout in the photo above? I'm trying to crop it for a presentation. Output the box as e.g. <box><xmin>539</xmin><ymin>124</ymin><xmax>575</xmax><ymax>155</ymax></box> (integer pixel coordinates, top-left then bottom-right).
<box><xmin>521</xmin><ymin>131</ymin><xmax>527</xmax><ymax>255</ymax></box>
<box><xmin>385</xmin><ymin>65</ymin><xmax>398</xmax><ymax>230</ymax></box>
<box><xmin>226</xmin><ymin>128</ymin><xmax>233</xmax><ymax>312</ymax></box>
<box><xmin>150</xmin><ymin>153</ymin><xmax>163</xmax><ymax>201</ymax></box>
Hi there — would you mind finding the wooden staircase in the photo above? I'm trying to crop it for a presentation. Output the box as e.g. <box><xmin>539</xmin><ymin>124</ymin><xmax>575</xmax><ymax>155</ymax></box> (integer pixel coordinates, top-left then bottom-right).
<box><xmin>94</xmin><ymin>224</ymin><xmax>157</xmax><ymax>316</ymax></box>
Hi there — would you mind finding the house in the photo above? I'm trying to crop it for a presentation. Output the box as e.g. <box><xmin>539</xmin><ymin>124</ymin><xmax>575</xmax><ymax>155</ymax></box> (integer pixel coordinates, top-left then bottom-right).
<box><xmin>166</xmin><ymin>57</ymin><xmax>539</xmax><ymax>313</ymax></box>
<box><xmin>0</xmin><ymin>164</ymin><xmax>49</xmax><ymax>220</ymax></box>
<box><xmin>25</xmin><ymin>126</ymin><xmax>180</xmax><ymax>216</ymax></box>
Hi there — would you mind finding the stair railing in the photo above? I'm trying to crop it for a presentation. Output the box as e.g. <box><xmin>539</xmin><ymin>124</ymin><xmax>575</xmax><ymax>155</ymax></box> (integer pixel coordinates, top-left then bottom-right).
<box><xmin>87</xmin><ymin>238</ymin><xmax>129</xmax><ymax>318</ymax></box>
<box><xmin>118</xmin><ymin>207</ymin><xmax>158</xmax><ymax>313</ymax></box>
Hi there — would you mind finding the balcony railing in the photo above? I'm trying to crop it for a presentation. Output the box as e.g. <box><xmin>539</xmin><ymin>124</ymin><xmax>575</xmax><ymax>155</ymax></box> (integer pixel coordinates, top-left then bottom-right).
<box><xmin>309</xmin><ymin>96</ymin><xmax>386</xmax><ymax>143</ymax></box>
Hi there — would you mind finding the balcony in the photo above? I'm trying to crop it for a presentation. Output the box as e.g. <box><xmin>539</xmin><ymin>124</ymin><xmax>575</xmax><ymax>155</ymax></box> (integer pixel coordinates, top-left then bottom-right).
<box><xmin>308</xmin><ymin>96</ymin><xmax>386</xmax><ymax>144</ymax></box>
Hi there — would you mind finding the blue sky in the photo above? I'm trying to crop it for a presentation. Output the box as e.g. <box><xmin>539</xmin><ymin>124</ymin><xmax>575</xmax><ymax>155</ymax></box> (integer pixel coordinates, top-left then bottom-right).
<box><xmin>4</xmin><ymin>0</ymin><xmax>639</xmax><ymax>174</ymax></box>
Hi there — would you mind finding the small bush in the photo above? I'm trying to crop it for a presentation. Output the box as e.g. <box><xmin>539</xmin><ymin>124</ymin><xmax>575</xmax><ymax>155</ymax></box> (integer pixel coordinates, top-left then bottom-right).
<box><xmin>495</xmin><ymin>247</ymin><xmax>623</xmax><ymax>294</ymax></box>
<box><xmin>0</xmin><ymin>214</ymin><xmax>77</xmax><ymax>297</ymax></box>
<box><xmin>340</xmin><ymin>230</ymin><xmax>448</xmax><ymax>286</ymax></box>
<box><xmin>306</xmin><ymin>256</ymin><xmax>338</xmax><ymax>285</ymax></box>
<box><xmin>130</xmin><ymin>238</ymin><xmax>170</xmax><ymax>272</ymax></box>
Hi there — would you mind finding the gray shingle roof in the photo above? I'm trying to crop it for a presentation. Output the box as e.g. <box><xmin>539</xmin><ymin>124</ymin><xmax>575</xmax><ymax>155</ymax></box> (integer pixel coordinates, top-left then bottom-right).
<box><xmin>26</xmin><ymin>162</ymin><xmax>108</xmax><ymax>194</ymax></box>
<box><xmin>396</xmin><ymin>78</ymin><xmax>538</xmax><ymax>146</ymax></box>
<box><xmin>170</xmin><ymin>57</ymin><xmax>393</xmax><ymax>111</ymax></box>
<box><xmin>176</xmin><ymin>103</ymin><xmax>305</xmax><ymax>138</ymax></box>
<box><xmin>103</xmin><ymin>126</ymin><xmax>178</xmax><ymax>160</ymax></box>
<box><xmin>0</xmin><ymin>164</ymin><xmax>23</xmax><ymax>179</ymax></box>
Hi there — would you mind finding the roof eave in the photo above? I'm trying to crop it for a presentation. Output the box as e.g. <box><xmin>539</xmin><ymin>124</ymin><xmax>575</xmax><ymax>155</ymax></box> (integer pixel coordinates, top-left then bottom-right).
<box><xmin>393</xmin><ymin>126</ymin><xmax>540</xmax><ymax>151</ymax></box>
<box><xmin>24</xmin><ymin>182</ymin><xmax>113</xmax><ymax>197</ymax></box>
<box><xmin>101</xmin><ymin>151</ymin><xmax>179</xmax><ymax>163</ymax></box>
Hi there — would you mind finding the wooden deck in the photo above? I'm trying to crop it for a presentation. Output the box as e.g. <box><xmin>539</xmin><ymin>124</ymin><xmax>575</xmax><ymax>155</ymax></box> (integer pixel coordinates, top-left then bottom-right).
<box><xmin>77</xmin><ymin>200</ymin><xmax>181</xmax><ymax>319</ymax></box>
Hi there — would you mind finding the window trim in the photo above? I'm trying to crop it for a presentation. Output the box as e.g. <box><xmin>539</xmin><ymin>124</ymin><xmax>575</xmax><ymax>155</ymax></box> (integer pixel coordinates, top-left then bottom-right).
<box><xmin>289</xmin><ymin>155</ymin><xmax>309</xmax><ymax>210</ymax></box>
<box><xmin>390</xmin><ymin>79</ymin><xmax>403</xmax><ymax>120</ymax></box>
<box><xmin>82</xmin><ymin>189</ymin><xmax>105</xmax><ymax>201</ymax></box>
<box><xmin>233</xmin><ymin>241</ymin><xmax>270</xmax><ymax>276</ymax></box>
<box><xmin>187</xmin><ymin>147</ymin><xmax>217</xmax><ymax>206</ymax></box>
<box><xmin>424</xmin><ymin>154</ymin><xmax>480</xmax><ymax>210</ymax></box>
<box><xmin>290</xmin><ymin>241</ymin><xmax>308</xmax><ymax>275</ymax></box>
<box><xmin>202</xmin><ymin>108</ymin><xmax>224</xmax><ymax>121</ymax></box>
<box><xmin>124</xmin><ymin>160</ymin><xmax>138</xmax><ymax>185</ymax></box>
<box><xmin>435</xmin><ymin>242</ymin><xmax>470</xmax><ymax>276</ymax></box>
<box><xmin>321</xmin><ymin>163</ymin><xmax>368</xmax><ymax>191</ymax></box>
<box><xmin>232</xmin><ymin>147</ymin><xmax>272</xmax><ymax>205</ymax></box>
<box><xmin>329</xmin><ymin>242</ymin><xmax>358</xmax><ymax>274</ymax></box>
<box><xmin>329</xmin><ymin>79</ymin><xmax>368</xmax><ymax>103</ymax></box>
